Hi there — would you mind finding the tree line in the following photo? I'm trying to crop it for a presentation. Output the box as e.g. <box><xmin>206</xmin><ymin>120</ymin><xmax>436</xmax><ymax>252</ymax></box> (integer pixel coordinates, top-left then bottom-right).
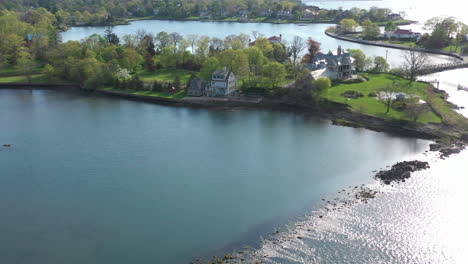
<box><xmin>0</xmin><ymin>0</ymin><xmax>408</xmax><ymax>27</ymax></box>
<box><xmin>1</xmin><ymin>9</ymin><xmax>329</xmax><ymax>94</ymax></box>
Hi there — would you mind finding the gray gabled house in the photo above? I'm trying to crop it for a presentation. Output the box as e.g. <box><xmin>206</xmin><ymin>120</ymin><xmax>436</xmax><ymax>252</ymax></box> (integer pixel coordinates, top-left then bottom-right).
<box><xmin>305</xmin><ymin>46</ymin><xmax>355</xmax><ymax>80</ymax></box>
<box><xmin>206</xmin><ymin>68</ymin><xmax>237</xmax><ymax>97</ymax></box>
<box><xmin>187</xmin><ymin>76</ymin><xmax>208</xmax><ymax>96</ymax></box>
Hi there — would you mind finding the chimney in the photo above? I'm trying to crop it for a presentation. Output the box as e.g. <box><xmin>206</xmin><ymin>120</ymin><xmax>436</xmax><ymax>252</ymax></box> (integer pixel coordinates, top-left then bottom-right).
<box><xmin>337</xmin><ymin>45</ymin><xmax>342</xmax><ymax>56</ymax></box>
<box><xmin>223</xmin><ymin>66</ymin><xmax>227</xmax><ymax>71</ymax></box>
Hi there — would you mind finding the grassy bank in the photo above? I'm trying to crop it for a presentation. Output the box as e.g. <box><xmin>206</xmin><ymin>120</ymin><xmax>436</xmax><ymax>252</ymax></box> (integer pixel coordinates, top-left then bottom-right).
<box><xmin>0</xmin><ymin>75</ymin><xmax>42</xmax><ymax>83</ymax></box>
<box><xmin>382</xmin><ymin>40</ymin><xmax>422</xmax><ymax>47</ymax></box>
<box><xmin>321</xmin><ymin>73</ymin><xmax>443</xmax><ymax>123</ymax></box>
<box><xmin>103</xmin><ymin>87</ymin><xmax>186</xmax><ymax>99</ymax></box>
<box><xmin>0</xmin><ymin>74</ymin><xmax>75</xmax><ymax>85</ymax></box>
<box><xmin>138</xmin><ymin>69</ymin><xmax>194</xmax><ymax>83</ymax></box>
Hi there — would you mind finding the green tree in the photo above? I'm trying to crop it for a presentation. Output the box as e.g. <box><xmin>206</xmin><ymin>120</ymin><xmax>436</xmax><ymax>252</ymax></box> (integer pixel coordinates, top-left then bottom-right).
<box><xmin>362</xmin><ymin>19</ymin><xmax>380</xmax><ymax>39</ymax></box>
<box><xmin>373</xmin><ymin>56</ymin><xmax>389</xmax><ymax>72</ymax></box>
<box><xmin>200</xmin><ymin>57</ymin><xmax>221</xmax><ymax>80</ymax></box>
<box><xmin>312</xmin><ymin>77</ymin><xmax>331</xmax><ymax>91</ymax></box>
<box><xmin>104</xmin><ymin>27</ymin><xmax>120</xmax><ymax>45</ymax></box>
<box><xmin>17</xmin><ymin>51</ymin><xmax>35</xmax><ymax>83</ymax></box>
<box><xmin>339</xmin><ymin>18</ymin><xmax>359</xmax><ymax>33</ymax></box>
<box><xmin>262</xmin><ymin>62</ymin><xmax>286</xmax><ymax>87</ymax></box>
<box><xmin>384</xmin><ymin>21</ymin><xmax>397</xmax><ymax>32</ymax></box>
<box><xmin>196</xmin><ymin>36</ymin><xmax>211</xmax><ymax>61</ymax></box>
<box><xmin>272</xmin><ymin>43</ymin><xmax>288</xmax><ymax>63</ymax></box>
<box><xmin>254</xmin><ymin>37</ymin><xmax>273</xmax><ymax>58</ymax></box>
<box><xmin>218</xmin><ymin>49</ymin><xmax>249</xmax><ymax>78</ymax></box>
<box><xmin>347</xmin><ymin>49</ymin><xmax>371</xmax><ymax>72</ymax></box>
<box><xmin>243</xmin><ymin>47</ymin><xmax>268</xmax><ymax>76</ymax></box>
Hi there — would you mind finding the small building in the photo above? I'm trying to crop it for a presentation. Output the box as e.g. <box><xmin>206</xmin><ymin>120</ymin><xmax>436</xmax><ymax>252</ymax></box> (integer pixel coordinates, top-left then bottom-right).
<box><xmin>200</xmin><ymin>11</ymin><xmax>211</xmax><ymax>19</ymax></box>
<box><xmin>385</xmin><ymin>28</ymin><xmax>421</xmax><ymax>40</ymax></box>
<box><xmin>249</xmin><ymin>35</ymin><xmax>283</xmax><ymax>46</ymax></box>
<box><xmin>206</xmin><ymin>68</ymin><xmax>237</xmax><ymax>97</ymax></box>
<box><xmin>386</xmin><ymin>13</ymin><xmax>403</xmax><ymax>21</ymax></box>
<box><xmin>187</xmin><ymin>77</ymin><xmax>208</xmax><ymax>97</ymax></box>
<box><xmin>305</xmin><ymin>46</ymin><xmax>355</xmax><ymax>80</ymax></box>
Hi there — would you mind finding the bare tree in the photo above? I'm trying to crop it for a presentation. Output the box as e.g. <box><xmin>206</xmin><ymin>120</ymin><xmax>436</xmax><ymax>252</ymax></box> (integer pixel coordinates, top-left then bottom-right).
<box><xmin>288</xmin><ymin>36</ymin><xmax>306</xmax><ymax>65</ymax></box>
<box><xmin>136</xmin><ymin>29</ymin><xmax>147</xmax><ymax>41</ymax></box>
<box><xmin>187</xmin><ymin>34</ymin><xmax>199</xmax><ymax>54</ymax></box>
<box><xmin>402</xmin><ymin>50</ymin><xmax>428</xmax><ymax>82</ymax></box>
<box><xmin>170</xmin><ymin>32</ymin><xmax>183</xmax><ymax>47</ymax></box>
<box><xmin>252</xmin><ymin>31</ymin><xmax>263</xmax><ymax>40</ymax></box>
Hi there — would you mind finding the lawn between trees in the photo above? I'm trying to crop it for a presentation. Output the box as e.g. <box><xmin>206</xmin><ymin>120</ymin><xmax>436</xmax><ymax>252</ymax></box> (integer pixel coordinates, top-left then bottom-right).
<box><xmin>320</xmin><ymin>73</ymin><xmax>455</xmax><ymax>124</ymax></box>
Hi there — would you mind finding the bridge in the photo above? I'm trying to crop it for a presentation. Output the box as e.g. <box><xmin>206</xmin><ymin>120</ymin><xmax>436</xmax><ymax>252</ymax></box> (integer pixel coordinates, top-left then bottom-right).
<box><xmin>423</xmin><ymin>79</ymin><xmax>468</xmax><ymax>92</ymax></box>
<box><xmin>417</xmin><ymin>58</ymin><xmax>468</xmax><ymax>75</ymax></box>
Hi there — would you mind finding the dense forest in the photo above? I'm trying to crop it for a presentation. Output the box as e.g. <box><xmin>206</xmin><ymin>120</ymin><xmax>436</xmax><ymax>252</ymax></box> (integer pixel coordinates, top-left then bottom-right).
<box><xmin>0</xmin><ymin>0</ymin><xmax>409</xmax><ymax>27</ymax></box>
<box><xmin>0</xmin><ymin>8</ymin><xmax>325</xmax><ymax>98</ymax></box>
<box><xmin>0</xmin><ymin>0</ymin><xmax>304</xmax><ymax>25</ymax></box>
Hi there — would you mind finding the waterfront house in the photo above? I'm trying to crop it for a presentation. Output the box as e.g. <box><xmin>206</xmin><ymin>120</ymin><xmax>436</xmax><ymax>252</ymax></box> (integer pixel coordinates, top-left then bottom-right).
<box><xmin>200</xmin><ymin>11</ymin><xmax>211</xmax><ymax>19</ymax></box>
<box><xmin>305</xmin><ymin>46</ymin><xmax>355</xmax><ymax>80</ymax></box>
<box><xmin>249</xmin><ymin>35</ymin><xmax>283</xmax><ymax>46</ymax></box>
<box><xmin>386</xmin><ymin>13</ymin><xmax>403</xmax><ymax>21</ymax></box>
<box><xmin>206</xmin><ymin>68</ymin><xmax>237</xmax><ymax>97</ymax></box>
<box><xmin>385</xmin><ymin>28</ymin><xmax>421</xmax><ymax>40</ymax></box>
<box><xmin>187</xmin><ymin>77</ymin><xmax>208</xmax><ymax>97</ymax></box>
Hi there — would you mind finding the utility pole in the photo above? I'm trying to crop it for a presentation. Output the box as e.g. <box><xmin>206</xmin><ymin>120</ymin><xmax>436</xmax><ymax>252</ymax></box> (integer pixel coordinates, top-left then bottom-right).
<box><xmin>385</xmin><ymin>49</ymin><xmax>388</xmax><ymax>61</ymax></box>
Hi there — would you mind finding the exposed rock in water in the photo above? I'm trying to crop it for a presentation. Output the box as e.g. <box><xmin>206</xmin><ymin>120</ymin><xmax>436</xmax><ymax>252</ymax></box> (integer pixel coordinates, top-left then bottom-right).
<box><xmin>429</xmin><ymin>141</ymin><xmax>466</xmax><ymax>159</ymax></box>
<box><xmin>375</xmin><ymin>161</ymin><xmax>430</xmax><ymax>184</ymax></box>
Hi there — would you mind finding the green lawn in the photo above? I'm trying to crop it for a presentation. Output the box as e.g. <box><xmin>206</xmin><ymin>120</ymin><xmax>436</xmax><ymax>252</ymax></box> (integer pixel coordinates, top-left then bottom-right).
<box><xmin>442</xmin><ymin>44</ymin><xmax>468</xmax><ymax>53</ymax></box>
<box><xmin>104</xmin><ymin>87</ymin><xmax>186</xmax><ymax>99</ymax></box>
<box><xmin>382</xmin><ymin>40</ymin><xmax>422</xmax><ymax>47</ymax></box>
<box><xmin>0</xmin><ymin>74</ymin><xmax>76</xmax><ymax>85</ymax></box>
<box><xmin>0</xmin><ymin>74</ymin><xmax>48</xmax><ymax>84</ymax></box>
<box><xmin>0</xmin><ymin>64</ymin><xmax>43</xmax><ymax>75</ymax></box>
<box><xmin>321</xmin><ymin>73</ymin><xmax>443</xmax><ymax>123</ymax></box>
<box><xmin>138</xmin><ymin>69</ymin><xmax>194</xmax><ymax>83</ymax></box>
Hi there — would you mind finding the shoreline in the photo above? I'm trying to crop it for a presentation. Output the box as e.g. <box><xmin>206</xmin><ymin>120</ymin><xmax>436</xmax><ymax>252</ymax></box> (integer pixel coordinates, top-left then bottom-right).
<box><xmin>325</xmin><ymin>31</ymin><xmax>467</xmax><ymax>62</ymax></box>
<box><xmin>71</xmin><ymin>16</ymin><xmax>415</xmax><ymax>27</ymax></box>
<box><xmin>2</xmin><ymin>85</ymin><xmax>464</xmax><ymax>142</ymax></box>
<box><xmin>96</xmin><ymin>88</ymin><xmax>468</xmax><ymax>142</ymax></box>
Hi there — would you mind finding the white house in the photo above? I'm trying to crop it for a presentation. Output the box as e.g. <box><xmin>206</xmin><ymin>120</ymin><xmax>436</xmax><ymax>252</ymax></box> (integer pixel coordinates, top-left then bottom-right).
<box><xmin>385</xmin><ymin>28</ymin><xmax>421</xmax><ymax>40</ymax></box>
<box><xmin>206</xmin><ymin>68</ymin><xmax>237</xmax><ymax>97</ymax></box>
<box><xmin>305</xmin><ymin>46</ymin><xmax>355</xmax><ymax>80</ymax></box>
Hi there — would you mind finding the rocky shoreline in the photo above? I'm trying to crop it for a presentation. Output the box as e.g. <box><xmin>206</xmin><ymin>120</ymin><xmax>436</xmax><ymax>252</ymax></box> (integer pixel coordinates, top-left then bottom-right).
<box><xmin>195</xmin><ymin>139</ymin><xmax>467</xmax><ymax>264</ymax></box>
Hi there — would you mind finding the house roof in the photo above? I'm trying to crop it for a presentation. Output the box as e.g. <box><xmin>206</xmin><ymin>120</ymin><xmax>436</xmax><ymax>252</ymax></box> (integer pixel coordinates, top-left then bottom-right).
<box><xmin>268</xmin><ymin>36</ymin><xmax>282</xmax><ymax>41</ymax></box>
<box><xmin>309</xmin><ymin>48</ymin><xmax>354</xmax><ymax>70</ymax></box>
<box><xmin>212</xmin><ymin>70</ymin><xmax>234</xmax><ymax>81</ymax></box>
<box><xmin>394</xmin><ymin>29</ymin><xmax>412</xmax><ymax>34</ymax></box>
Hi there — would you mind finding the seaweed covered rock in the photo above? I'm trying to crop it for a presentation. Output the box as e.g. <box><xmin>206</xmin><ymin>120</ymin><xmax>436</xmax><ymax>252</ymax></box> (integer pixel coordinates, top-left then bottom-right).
<box><xmin>375</xmin><ymin>161</ymin><xmax>430</xmax><ymax>184</ymax></box>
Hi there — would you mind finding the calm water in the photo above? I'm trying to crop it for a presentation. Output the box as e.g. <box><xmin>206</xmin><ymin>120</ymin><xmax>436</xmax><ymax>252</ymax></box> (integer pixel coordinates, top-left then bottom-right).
<box><xmin>61</xmin><ymin>21</ymin><xmax>456</xmax><ymax>67</ymax></box>
<box><xmin>0</xmin><ymin>89</ymin><xmax>430</xmax><ymax>264</ymax></box>
<box><xmin>249</xmin><ymin>150</ymin><xmax>468</xmax><ymax>264</ymax></box>
<box><xmin>5</xmin><ymin>2</ymin><xmax>468</xmax><ymax>263</ymax></box>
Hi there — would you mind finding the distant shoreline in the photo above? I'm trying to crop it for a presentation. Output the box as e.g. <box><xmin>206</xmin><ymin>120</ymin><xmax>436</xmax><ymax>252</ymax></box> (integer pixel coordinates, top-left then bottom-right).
<box><xmin>2</xmin><ymin>85</ymin><xmax>465</xmax><ymax>142</ymax></box>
